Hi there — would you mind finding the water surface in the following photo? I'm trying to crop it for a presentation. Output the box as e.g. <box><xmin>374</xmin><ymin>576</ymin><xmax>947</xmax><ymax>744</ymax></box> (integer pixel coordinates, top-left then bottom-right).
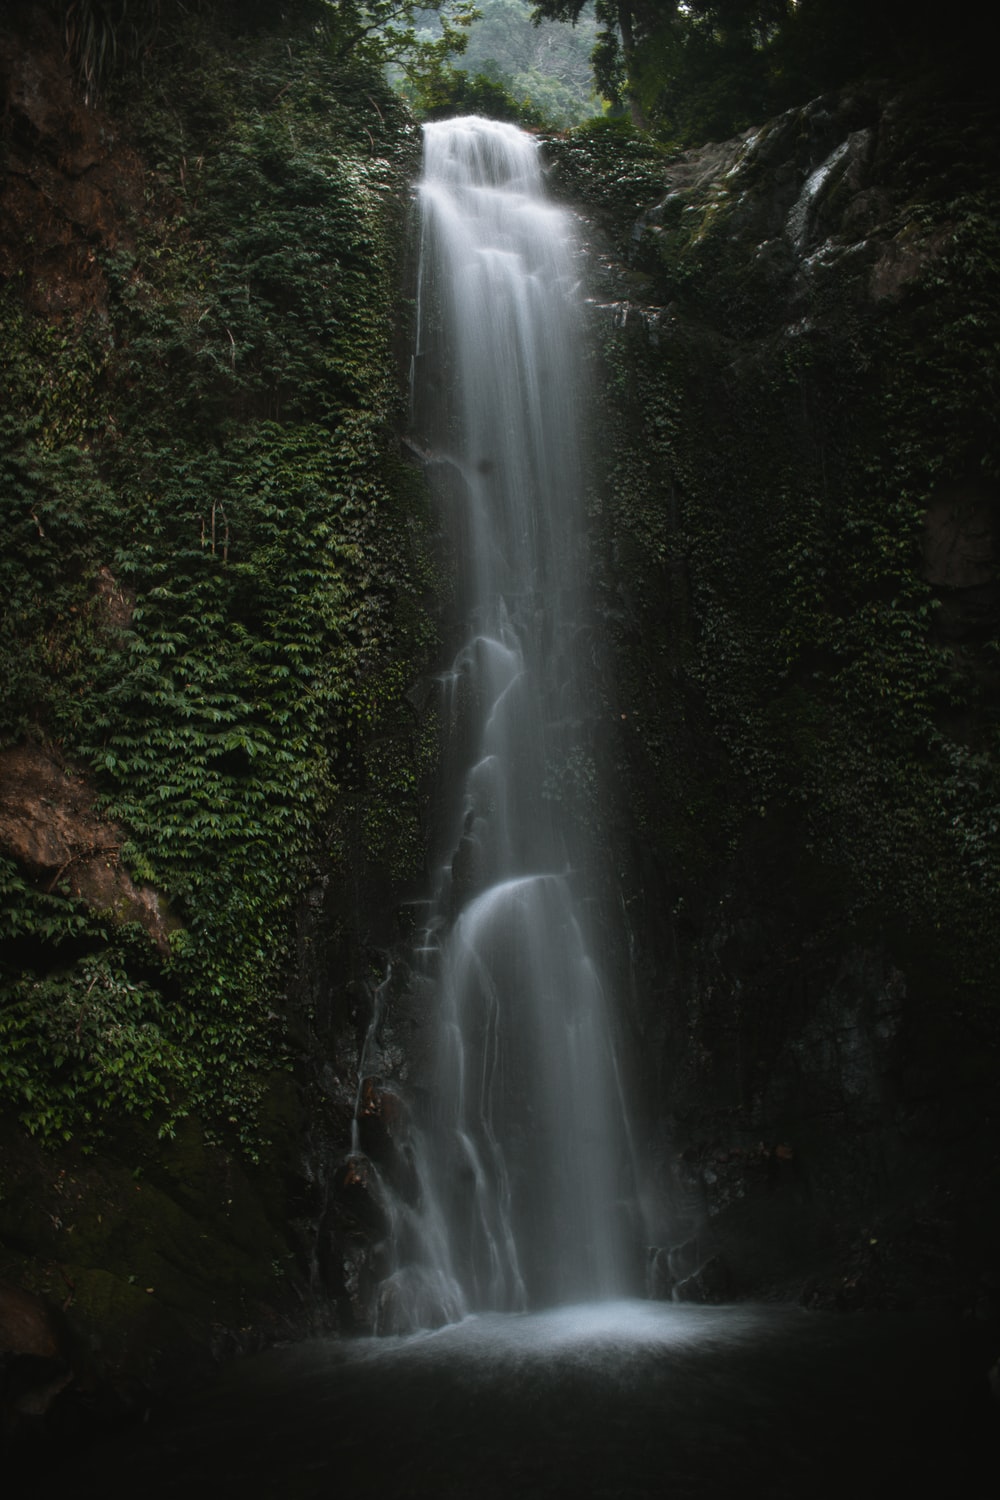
<box><xmin>58</xmin><ymin>1301</ymin><xmax>992</xmax><ymax>1497</ymax></box>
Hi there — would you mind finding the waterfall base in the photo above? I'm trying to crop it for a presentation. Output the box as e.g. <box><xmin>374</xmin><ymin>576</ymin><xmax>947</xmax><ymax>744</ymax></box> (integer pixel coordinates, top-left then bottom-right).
<box><xmin>58</xmin><ymin>1303</ymin><xmax>993</xmax><ymax>1497</ymax></box>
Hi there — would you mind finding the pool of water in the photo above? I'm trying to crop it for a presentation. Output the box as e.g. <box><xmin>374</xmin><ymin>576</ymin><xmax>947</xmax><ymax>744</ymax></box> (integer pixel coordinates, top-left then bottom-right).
<box><xmin>41</xmin><ymin>1300</ymin><xmax>996</xmax><ymax>1497</ymax></box>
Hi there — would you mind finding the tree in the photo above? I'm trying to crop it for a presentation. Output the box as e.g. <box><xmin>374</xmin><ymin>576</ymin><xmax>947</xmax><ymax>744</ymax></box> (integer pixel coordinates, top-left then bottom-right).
<box><xmin>532</xmin><ymin>1</ymin><xmax>977</xmax><ymax>144</ymax></box>
<box><xmin>431</xmin><ymin>0</ymin><xmax>598</xmax><ymax>125</ymax></box>
<box><xmin>324</xmin><ymin>0</ymin><xmax>479</xmax><ymax>77</ymax></box>
<box><xmin>56</xmin><ymin>1</ymin><xmax>479</xmax><ymax>99</ymax></box>
<box><xmin>530</xmin><ymin>2</ymin><xmax>659</xmax><ymax>124</ymax></box>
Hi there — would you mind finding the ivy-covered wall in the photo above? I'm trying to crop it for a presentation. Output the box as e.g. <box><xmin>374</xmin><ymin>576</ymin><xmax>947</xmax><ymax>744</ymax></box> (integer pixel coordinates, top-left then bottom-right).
<box><xmin>0</xmin><ymin>8</ymin><xmax>439</xmax><ymax>1379</ymax></box>
<box><xmin>549</xmin><ymin>81</ymin><xmax>1000</xmax><ymax>1305</ymax></box>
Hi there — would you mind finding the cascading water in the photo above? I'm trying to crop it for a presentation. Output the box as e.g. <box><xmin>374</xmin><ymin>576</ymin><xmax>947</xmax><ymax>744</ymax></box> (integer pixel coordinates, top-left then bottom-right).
<box><xmin>372</xmin><ymin>116</ymin><xmax>639</xmax><ymax>1331</ymax></box>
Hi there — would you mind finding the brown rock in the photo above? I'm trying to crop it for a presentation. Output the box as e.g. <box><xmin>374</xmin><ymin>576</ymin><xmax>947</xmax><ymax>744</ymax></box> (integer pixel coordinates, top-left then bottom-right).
<box><xmin>0</xmin><ymin>1282</ymin><xmax>66</xmax><ymax>1361</ymax></box>
<box><xmin>870</xmin><ymin>224</ymin><xmax>952</xmax><ymax>302</ymax></box>
<box><xmin>0</xmin><ymin>742</ymin><xmax>177</xmax><ymax>951</ymax></box>
<box><xmin>923</xmin><ymin>484</ymin><xmax>997</xmax><ymax>591</ymax></box>
<box><xmin>0</xmin><ymin>12</ymin><xmax>147</xmax><ymax>316</ymax></box>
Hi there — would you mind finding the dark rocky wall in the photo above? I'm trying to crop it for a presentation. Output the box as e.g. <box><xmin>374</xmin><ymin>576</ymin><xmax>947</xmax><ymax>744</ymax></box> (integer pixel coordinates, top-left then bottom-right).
<box><xmin>548</xmin><ymin>80</ymin><xmax>1000</xmax><ymax>1314</ymax></box>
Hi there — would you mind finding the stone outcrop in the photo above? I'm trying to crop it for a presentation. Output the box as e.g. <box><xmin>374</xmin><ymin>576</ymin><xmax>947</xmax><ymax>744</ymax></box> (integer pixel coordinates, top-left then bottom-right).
<box><xmin>0</xmin><ymin>11</ymin><xmax>145</xmax><ymax>315</ymax></box>
<box><xmin>0</xmin><ymin>742</ymin><xmax>176</xmax><ymax>951</ymax></box>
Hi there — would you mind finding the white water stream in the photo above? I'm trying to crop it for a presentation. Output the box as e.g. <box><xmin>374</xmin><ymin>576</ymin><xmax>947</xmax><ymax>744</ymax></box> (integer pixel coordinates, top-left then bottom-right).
<box><xmin>371</xmin><ymin>117</ymin><xmax>638</xmax><ymax>1330</ymax></box>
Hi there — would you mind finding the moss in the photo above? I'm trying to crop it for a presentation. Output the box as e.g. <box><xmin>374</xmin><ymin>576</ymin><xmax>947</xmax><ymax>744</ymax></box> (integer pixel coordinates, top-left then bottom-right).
<box><xmin>0</xmin><ymin>17</ymin><xmax>436</xmax><ymax>1152</ymax></box>
<box><xmin>0</xmin><ymin>1096</ymin><xmax>315</xmax><ymax>1377</ymax></box>
<box><xmin>583</xmin><ymin>84</ymin><xmax>1000</xmax><ymax>1021</ymax></box>
<box><xmin>0</xmin><ymin>6</ymin><xmax>442</xmax><ymax>1367</ymax></box>
<box><xmin>544</xmin><ymin>123</ymin><xmax>669</xmax><ymax>241</ymax></box>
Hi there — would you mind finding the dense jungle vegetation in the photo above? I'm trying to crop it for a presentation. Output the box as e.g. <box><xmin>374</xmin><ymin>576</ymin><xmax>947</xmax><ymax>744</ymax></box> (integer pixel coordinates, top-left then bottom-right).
<box><xmin>532</xmin><ymin>1</ymin><xmax>985</xmax><ymax>138</ymax></box>
<box><xmin>1</xmin><ymin>1</ymin><xmax>444</xmax><ymax>1151</ymax></box>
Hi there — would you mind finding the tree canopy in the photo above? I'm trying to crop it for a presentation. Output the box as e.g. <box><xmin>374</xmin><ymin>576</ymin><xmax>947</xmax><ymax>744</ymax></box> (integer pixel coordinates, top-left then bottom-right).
<box><xmin>532</xmin><ymin>0</ymin><xmax>983</xmax><ymax>141</ymax></box>
<box><xmin>55</xmin><ymin>0</ymin><xmax>479</xmax><ymax>98</ymax></box>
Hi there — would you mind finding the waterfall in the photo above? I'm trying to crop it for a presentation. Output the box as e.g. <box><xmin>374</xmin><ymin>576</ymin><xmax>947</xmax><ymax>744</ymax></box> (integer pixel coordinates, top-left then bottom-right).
<box><xmin>372</xmin><ymin>116</ymin><xmax>637</xmax><ymax>1332</ymax></box>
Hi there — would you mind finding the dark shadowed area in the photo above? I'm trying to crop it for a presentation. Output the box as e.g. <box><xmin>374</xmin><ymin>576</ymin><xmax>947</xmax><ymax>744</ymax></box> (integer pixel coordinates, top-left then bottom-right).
<box><xmin>32</xmin><ymin>1302</ymin><xmax>996</xmax><ymax>1498</ymax></box>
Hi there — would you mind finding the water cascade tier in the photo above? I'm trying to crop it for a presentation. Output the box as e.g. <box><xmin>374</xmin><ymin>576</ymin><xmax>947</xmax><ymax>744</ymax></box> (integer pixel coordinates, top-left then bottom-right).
<box><xmin>372</xmin><ymin>116</ymin><xmax>639</xmax><ymax>1331</ymax></box>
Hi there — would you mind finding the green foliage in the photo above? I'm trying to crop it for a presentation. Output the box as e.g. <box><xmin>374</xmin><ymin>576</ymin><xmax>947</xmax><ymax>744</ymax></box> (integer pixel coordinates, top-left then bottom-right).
<box><xmin>407</xmin><ymin>62</ymin><xmax>550</xmax><ymax>126</ymax></box>
<box><xmin>1</xmin><ymin>22</ymin><xmax>436</xmax><ymax>1148</ymax></box>
<box><xmin>392</xmin><ymin>0</ymin><xmax>604</xmax><ymax>126</ymax></box>
<box><xmin>56</xmin><ymin>0</ymin><xmax>480</xmax><ymax>105</ymax></box>
<box><xmin>0</xmin><ymin>855</ymin><xmax>95</xmax><ymax>949</ymax></box>
<box><xmin>534</xmin><ymin>1</ymin><xmax>989</xmax><ymax>144</ymax></box>
<box><xmin>0</xmin><ymin>950</ymin><xmax>184</xmax><ymax>1145</ymax></box>
<box><xmin>448</xmin><ymin>0</ymin><xmax>599</xmax><ymax>126</ymax></box>
<box><xmin>0</xmin><ymin>315</ymin><xmax>120</xmax><ymax>741</ymax></box>
<box><xmin>0</xmin><ymin>855</ymin><xmax>183</xmax><ymax>1145</ymax></box>
<box><xmin>544</xmin><ymin>117</ymin><xmax>667</xmax><ymax>232</ymax></box>
<box><xmin>322</xmin><ymin>0</ymin><xmax>480</xmax><ymax>77</ymax></box>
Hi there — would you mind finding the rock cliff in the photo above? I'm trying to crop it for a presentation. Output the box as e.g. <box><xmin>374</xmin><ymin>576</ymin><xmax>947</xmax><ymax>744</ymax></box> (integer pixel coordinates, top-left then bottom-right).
<box><xmin>549</xmin><ymin>79</ymin><xmax>1000</xmax><ymax>1312</ymax></box>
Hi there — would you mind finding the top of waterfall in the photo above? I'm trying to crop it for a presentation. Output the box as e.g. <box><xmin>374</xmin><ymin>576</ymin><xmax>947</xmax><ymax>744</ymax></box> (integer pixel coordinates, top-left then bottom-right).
<box><xmin>422</xmin><ymin>116</ymin><xmax>543</xmax><ymax>196</ymax></box>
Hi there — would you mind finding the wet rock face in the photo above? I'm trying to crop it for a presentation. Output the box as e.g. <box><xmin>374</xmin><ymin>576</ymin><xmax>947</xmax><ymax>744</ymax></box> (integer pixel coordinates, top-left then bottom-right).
<box><xmin>639</xmin><ymin>879</ymin><xmax>919</xmax><ymax>1297</ymax></box>
<box><xmin>0</xmin><ymin>1281</ymin><xmax>71</xmax><ymax>1363</ymax></box>
<box><xmin>0</xmin><ymin>13</ymin><xmax>145</xmax><ymax>315</ymax></box>
<box><xmin>923</xmin><ymin>483</ymin><xmax>1000</xmax><ymax>645</ymax></box>
<box><xmin>623</xmin><ymin>84</ymin><xmax>957</xmax><ymax>334</ymax></box>
<box><xmin>0</xmin><ymin>1282</ymin><xmax>77</xmax><ymax>1441</ymax></box>
<box><xmin>554</xmin><ymin>82</ymin><xmax>1000</xmax><ymax>1308</ymax></box>
<box><xmin>0</xmin><ymin>743</ymin><xmax>176</xmax><ymax>951</ymax></box>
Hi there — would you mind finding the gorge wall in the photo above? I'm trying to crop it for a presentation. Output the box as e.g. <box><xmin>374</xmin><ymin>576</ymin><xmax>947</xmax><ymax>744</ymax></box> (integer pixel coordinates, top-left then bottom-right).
<box><xmin>548</xmin><ymin>79</ymin><xmax>1000</xmax><ymax>1311</ymax></box>
<box><xmin>2</xmin><ymin>4</ymin><xmax>999</xmax><ymax>1435</ymax></box>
